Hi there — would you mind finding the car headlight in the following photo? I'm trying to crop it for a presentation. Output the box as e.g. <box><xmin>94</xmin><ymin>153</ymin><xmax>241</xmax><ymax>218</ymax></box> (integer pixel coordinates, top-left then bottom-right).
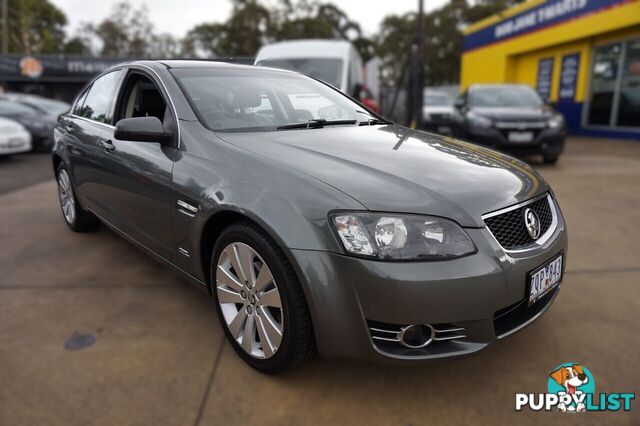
<box><xmin>330</xmin><ymin>212</ymin><xmax>476</xmax><ymax>260</ymax></box>
<box><xmin>467</xmin><ymin>111</ymin><xmax>492</xmax><ymax>128</ymax></box>
<box><xmin>548</xmin><ymin>115</ymin><xmax>564</xmax><ymax>129</ymax></box>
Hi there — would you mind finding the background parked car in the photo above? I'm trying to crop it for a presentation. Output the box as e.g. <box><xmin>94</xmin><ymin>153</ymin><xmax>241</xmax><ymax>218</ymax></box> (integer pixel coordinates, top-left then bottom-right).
<box><xmin>0</xmin><ymin>98</ymin><xmax>57</xmax><ymax>151</ymax></box>
<box><xmin>452</xmin><ymin>84</ymin><xmax>566</xmax><ymax>164</ymax></box>
<box><xmin>255</xmin><ymin>39</ymin><xmax>379</xmax><ymax>112</ymax></box>
<box><xmin>3</xmin><ymin>93</ymin><xmax>70</xmax><ymax>118</ymax></box>
<box><xmin>422</xmin><ymin>89</ymin><xmax>455</xmax><ymax>135</ymax></box>
<box><xmin>0</xmin><ymin>116</ymin><xmax>32</xmax><ymax>157</ymax></box>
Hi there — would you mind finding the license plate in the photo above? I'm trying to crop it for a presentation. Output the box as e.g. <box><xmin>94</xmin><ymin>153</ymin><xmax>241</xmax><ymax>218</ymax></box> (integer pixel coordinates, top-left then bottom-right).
<box><xmin>508</xmin><ymin>131</ymin><xmax>534</xmax><ymax>143</ymax></box>
<box><xmin>528</xmin><ymin>254</ymin><xmax>563</xmax><ymax>306</ymax></box>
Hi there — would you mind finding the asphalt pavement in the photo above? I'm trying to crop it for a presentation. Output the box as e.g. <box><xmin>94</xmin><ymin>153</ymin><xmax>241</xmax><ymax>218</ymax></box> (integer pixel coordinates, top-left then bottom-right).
<box><xmin>0</xmin><ymin>152</ymin><xmax>54</xmax><ymax>195</ymax></box>
<box><xmin>0</xmin><ymin>138</ymin><xmax>638</xmax><ymax>425</ymax></box>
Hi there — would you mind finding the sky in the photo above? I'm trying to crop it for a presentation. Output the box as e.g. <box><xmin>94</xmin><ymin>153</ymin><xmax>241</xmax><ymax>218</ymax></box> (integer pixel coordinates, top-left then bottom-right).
<box><xmin>49</xmin><ymin>0</ymin><xmax>449</xmax><ymax>39</ymax></box>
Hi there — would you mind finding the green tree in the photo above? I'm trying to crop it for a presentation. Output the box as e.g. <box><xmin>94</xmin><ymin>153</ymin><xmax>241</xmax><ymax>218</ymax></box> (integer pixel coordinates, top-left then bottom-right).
<box><xmin>377</xmin><ymin>0</ymin><xmax>525</xmax><ymax>86</ymax></box>
<box><xmin>84</xmin><ymin>1</ymin><xmax>179</xmax><ymax>58</ymax></box>
<box><xmin>3</xmin><ymin>0</ymin><xmax>67</xmax><ymax>54</ymax></box>
<box><xmin>184</xmin><ymin>0</ymin><xmax>373</xmax><ymax>61</ymax></box>
<box><xmin>185</xmin><ymin>0</ymin><xmax>271</xmax><ymax>57</ymax></box>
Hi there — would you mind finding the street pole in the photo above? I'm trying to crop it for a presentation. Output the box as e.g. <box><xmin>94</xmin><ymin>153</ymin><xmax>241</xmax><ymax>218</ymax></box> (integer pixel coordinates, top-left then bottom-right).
<box><xmin>406</xmin><ymin>0</ymin><xmax>426</xmax><ymax>129</ymax></box>
<box><xmin>413</xmin><ymin>0</ymin><xmax>425</xmax><ymax>130</ymax></box>
<box><xmin>1</xmin><ymin>0</ymin><xmax>8</xmax><ymax>55</ymax></box>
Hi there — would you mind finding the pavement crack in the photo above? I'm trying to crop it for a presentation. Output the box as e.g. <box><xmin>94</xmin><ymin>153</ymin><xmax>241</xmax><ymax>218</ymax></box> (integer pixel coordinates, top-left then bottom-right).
<box><xmin>565</xmin><ymin>267</ymin><xmax>640</xmax><ymax>275</ymax></box>
<box><xmin>194</xmin><ymin>335</ymin><xmax>226</xmax><ymax>426</ymax></box>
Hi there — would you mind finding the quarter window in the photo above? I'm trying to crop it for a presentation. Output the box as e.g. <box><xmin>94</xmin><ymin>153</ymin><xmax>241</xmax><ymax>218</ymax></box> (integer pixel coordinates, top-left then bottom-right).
<box><xmin>78</xmin><ymin>70</ymin><xmax>123</xmax><ymax>124</ymax></box>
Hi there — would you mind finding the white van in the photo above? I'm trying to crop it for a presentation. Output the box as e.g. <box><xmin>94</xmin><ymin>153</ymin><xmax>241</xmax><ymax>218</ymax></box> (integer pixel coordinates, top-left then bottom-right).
<box><xmin>254</xmin><ymin>40</ymin><xmax>363</xmax><ymax>97</ymax></box>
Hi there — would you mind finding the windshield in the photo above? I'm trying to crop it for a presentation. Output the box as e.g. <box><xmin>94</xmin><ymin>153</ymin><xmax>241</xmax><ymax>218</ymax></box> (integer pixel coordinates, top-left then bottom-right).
<box><xmin>171</xmin><ymin>67</ymin><xmax>376</xmax><ymax>132</ymax></box>
<box><xmin>470</xmin><ymin>86</ymin><xmax>543</xmax><ymax>108</ymax></box>
<box><xmin>424</xmin><ymin>93</ymin><xmax>454</xmax><ymax>106</ymax></box>
<box><xmin>0</xmin><ymin>99</ymin><xmax>38</xmax><ymax>115</ymax></box>
<box><xmin>256</xmin><ymin>58</ymin><xmax>343</xmax><ymax>89</ymax></box>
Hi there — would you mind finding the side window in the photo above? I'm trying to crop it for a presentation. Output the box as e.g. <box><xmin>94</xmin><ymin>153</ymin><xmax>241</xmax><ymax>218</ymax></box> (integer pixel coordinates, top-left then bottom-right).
<box><xmin>81</xmin><ymin>70</ymin><xmax>123</xmax><ymax>123</ymax></box>
<box><xmin>72</xmin><ymin>89</ymin><xmax>89</xmax><ymax>116</ymax></box>
<box><xmin>116</xmin><ymin>73</ymin><xmax>169</xmax><ymax>125</ymax></box>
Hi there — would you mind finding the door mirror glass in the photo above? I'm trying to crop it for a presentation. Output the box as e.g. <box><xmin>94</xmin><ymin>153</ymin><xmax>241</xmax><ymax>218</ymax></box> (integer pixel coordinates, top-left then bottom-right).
<box><xmin>114</xmin><ymin>117</ymin><xmax>170</xmax><ymax>143</ymax></box>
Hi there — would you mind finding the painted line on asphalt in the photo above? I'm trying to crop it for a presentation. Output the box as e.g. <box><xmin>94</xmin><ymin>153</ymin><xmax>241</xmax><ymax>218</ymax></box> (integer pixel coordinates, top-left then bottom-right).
<box><xmin>0</xmin><ymin>283</ymin><xmax>179</xmax><ymax>290</ymax></box>
<box><xmin>194</xmin><ymin>335</ymin><xmax>227</xmax><ymax>426</ymax></box>
<box><xmin>565</xmin><ymin>267</ymin><xmax>640</xmax><ymax>275</ymax></box>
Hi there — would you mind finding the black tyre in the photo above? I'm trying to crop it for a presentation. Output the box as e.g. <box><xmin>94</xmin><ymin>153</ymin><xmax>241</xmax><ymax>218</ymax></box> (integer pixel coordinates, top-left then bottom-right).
<box><xmin>211</xmin><ymin>221</ymin><xmax>314</xmax><ymax>374</ymax></box>
<box><xmin>56</xmin><ymin>164</ymin><xmax>100</xmax><ymax>232</ymax></box>
<box><xmin>543</xmin><ymin>152</ymin><xmax>560</xmax><ymax>164</ymax></box>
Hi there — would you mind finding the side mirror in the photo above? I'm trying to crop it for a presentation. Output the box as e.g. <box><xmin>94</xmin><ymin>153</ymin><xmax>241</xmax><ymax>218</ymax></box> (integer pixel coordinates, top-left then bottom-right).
<box><xmin>114</xmin><ymin>117</ymin><xmax>171</xmax><ymax>143</ymax></box>
<box><xmin>454</xmin><ymin>98</ymin><xmax>465</xmax><ymax>110</ymax></box>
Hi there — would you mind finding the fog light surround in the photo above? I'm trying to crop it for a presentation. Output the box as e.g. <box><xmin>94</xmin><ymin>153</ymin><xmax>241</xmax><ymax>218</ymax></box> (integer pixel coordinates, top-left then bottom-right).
<box><xmin>399</xmin><ymin>324</ymin><xmax>435</xmax><ymax>348</ymax></box>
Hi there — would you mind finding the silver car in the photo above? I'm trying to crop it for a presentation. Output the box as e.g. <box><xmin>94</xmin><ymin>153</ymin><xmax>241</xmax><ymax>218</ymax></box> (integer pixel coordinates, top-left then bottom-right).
<box><xmin>53</xmin><ymin>61</ymin><xmax>567</xmax><ymax>373</ymax></box>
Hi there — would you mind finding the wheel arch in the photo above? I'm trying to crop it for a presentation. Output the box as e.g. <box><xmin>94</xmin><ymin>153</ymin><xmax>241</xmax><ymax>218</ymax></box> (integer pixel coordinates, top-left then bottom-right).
<box><xmin>198</xmin><ymin>209</ymin><xmax>308</xmax><ymax>296</ymax></box>
<box><xmin>52</xmin><ymin>152</ymin><xmax>63</xmax><ymax>175</ymax></box>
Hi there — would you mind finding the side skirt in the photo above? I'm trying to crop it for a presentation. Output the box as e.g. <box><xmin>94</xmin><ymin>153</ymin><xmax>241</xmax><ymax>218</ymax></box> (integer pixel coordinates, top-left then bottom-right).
<box><xmin>92</xmin><ymin>211</ymin><xmax>210</xmax><ymax>293</ymax></box>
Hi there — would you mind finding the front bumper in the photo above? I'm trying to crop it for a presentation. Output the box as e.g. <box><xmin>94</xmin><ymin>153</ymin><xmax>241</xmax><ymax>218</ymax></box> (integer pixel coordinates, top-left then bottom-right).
<box><xmin>467</xmin><ymin>125</ymin><xmax>565</xmax><ymax>157</ymax></box>
<box><xmin>291</xmin><ymin>201</ymin><xmax>567</xmax><ymax>363</ymax></box>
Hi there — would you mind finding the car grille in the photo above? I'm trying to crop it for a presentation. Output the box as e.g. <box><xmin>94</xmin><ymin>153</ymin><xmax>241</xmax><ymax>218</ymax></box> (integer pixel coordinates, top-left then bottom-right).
<box><xmin>484</xmin><ymin>195</ymin><xmax>554</xmax><ymax>250</ymax></box>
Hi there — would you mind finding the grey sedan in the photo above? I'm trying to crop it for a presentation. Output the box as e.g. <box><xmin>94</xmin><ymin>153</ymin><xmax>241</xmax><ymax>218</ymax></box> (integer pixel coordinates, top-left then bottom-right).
<box><xmin>53</xmin><ymin>61</ymin><xmax>567</xmax><ymax>373</ymax></box>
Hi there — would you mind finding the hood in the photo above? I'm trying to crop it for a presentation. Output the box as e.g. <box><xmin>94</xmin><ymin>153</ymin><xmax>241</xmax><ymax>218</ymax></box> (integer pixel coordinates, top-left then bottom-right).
<box><xmin>216</xmin><ymin>125</ymin><xmax>548</xmax><ymax>227</ymax></box>
<box><xmin>470</xmin><ymin>106</ymin><xmax>555</xmax><ymax>121</ymax></box>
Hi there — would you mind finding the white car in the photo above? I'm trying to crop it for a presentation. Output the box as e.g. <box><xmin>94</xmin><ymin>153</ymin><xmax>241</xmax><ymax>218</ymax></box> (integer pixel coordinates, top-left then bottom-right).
<box><xmin>0</xmin><ymin>117</ymin><xmax>32</xmax><ymax>156</ymax></box>
<box><xmin>422</xmin><ymin>90</ymin><xmax>456</xmax><ymax>135</ymax></box>
<box><xmin>255</xmin><ymin>40</ymin><xmax>363</xmax><ymax>96</ymax></box>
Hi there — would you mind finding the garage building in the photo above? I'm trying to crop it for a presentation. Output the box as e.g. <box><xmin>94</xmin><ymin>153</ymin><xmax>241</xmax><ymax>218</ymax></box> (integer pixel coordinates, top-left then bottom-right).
<box><xmin>461</xmin><ymin>0</ymin><xmax>640</xmax><ymax>139</ymax></box>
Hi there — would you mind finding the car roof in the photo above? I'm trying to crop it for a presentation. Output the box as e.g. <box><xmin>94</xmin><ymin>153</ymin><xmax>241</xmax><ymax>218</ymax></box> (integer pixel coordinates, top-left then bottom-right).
<box><xmin>118</xmin><ymin>59</ymin><xmax>295</xmax><ymax>74</ymax></box>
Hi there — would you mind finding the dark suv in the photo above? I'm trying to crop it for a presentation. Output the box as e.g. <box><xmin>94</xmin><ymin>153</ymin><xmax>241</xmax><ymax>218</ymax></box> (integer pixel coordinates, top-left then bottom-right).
<box><xmin>453</xmin><ymin>84</ymin><xmax>566</xmax><ymax>164</ymax></box>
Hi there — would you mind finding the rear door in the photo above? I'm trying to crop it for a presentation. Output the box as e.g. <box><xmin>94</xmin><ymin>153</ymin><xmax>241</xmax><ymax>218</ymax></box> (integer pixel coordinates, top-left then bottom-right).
<box><xmin>64</xmin><ymin>69</ymin><xmax>124</xmax><ymax>213</ymax></box>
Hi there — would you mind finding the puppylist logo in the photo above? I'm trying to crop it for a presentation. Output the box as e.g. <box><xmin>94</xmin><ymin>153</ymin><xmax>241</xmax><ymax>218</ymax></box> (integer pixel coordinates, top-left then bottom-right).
<box><xmin>516</xmin><ymin>363</ymin><xmax>635</xmax><ymax>413</ymax></box>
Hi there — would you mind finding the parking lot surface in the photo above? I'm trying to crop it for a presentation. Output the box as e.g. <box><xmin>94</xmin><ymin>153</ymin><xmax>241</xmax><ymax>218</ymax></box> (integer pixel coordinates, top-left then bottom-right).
<box><xmin>1</xmin><ymin>137</ymin><xmax>639</xmax><ymax>425</ymax></box>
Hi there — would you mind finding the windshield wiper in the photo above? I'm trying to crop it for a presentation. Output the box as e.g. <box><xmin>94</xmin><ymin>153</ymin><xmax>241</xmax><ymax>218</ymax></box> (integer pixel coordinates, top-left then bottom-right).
<box><xmin>358</xmin><ymin>118</ymin><xmax>392</xmax><ymax>126</ymax></box>
<box><xmin>277</xmin><ymin>119</ymin><xmax>357</xmax><ymax>130</ymax></box>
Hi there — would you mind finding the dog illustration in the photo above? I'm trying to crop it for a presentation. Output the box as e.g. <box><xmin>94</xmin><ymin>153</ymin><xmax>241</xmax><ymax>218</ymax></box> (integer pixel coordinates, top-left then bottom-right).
<box><xmin>549</xmin><ymin>364</ymin><xmax>589</xmax><ymax>412</ymax></box>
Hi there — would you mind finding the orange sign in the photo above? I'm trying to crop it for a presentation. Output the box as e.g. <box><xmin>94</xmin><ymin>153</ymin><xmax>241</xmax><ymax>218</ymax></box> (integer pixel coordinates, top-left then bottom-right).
<box><xmin>20</xmin><ymin>56</ymin><xmax>44</xmax><ymax>78</ymax></box>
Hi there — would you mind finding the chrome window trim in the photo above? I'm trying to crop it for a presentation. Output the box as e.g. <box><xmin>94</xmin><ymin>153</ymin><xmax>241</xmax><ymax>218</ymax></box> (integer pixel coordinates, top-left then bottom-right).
<box><xmin>482</xmin><ymin>193</ymin><xmax>559</xmax><ymax>254</ymax></box>
<box><xmin>70</xmin><ymin>114</ymin><xmax>115</xmax><ymax>129</ymax></box>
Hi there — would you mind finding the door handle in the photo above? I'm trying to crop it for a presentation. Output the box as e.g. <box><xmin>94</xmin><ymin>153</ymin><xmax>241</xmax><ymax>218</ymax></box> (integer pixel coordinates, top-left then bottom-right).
<box><xmin>100</xmin><ymin>138</ymin><xmax>115</xmax><ymax>152</ymax></box>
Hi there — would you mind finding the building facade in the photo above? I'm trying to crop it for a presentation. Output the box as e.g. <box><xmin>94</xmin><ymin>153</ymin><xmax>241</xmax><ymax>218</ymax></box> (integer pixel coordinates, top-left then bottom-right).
<box><xmin>461</xmin><ymin>0</ymin><xmax>640</xmax><ymax>139</ymax></box>
<box><xmin>0</xmin><ymin>55</ymin><xmax>124</xmax><ymax>102</ymax></box>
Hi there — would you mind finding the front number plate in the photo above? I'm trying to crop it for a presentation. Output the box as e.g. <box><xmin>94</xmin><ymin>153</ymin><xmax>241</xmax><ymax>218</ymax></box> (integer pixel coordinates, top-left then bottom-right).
<box><xmin>508</xmin><ymin>131</ymin><xmax>534</xmax><ymax>143</ymax></box>
<box><xmin>528</xmin><ymin>254</ymin><xmax>563</xmax><ymax>306</ymax></box>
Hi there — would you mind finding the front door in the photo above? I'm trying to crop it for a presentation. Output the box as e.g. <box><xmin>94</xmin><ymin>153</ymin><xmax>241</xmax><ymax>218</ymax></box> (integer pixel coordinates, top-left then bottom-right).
<box><xmin>99</xmin><ymin>70</ymin><xmax>178</xmax><ymax>261</ymax></box>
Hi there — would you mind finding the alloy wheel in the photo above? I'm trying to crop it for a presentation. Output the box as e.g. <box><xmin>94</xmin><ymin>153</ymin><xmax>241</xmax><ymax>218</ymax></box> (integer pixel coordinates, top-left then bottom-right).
<box><xmin>57</xmin><ymin>169</ymin><xmax>76</xmax><ymax>225</ymax></box>
<box><xmin>216</xmin><ymin>242</ymin><xmax>284</xmax><ymax>359</ymax></box>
